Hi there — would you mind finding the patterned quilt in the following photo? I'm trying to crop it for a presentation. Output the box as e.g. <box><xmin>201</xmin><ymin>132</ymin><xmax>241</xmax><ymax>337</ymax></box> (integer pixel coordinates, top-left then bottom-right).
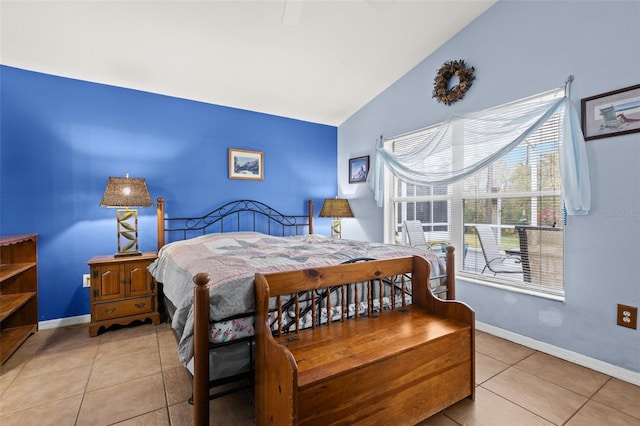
<box><xmin>148</xmin><ymin>232</ymin><xmax>444</xmax><ymax>365</ymax></box>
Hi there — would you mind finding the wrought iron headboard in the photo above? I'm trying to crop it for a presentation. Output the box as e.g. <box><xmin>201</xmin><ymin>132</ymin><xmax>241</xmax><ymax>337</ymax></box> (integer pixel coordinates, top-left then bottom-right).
<box><xmin>156</xmin><ymin>197</ymin><xmax>314</xmax><ymax>250</ymax></box>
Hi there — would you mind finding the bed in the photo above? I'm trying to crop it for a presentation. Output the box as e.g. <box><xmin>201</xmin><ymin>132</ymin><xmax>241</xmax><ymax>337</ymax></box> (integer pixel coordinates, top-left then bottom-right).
<box><xmin>148</xmin><ymin>197</ymin><xmax>457</xmax><ymax>423</ymax></box>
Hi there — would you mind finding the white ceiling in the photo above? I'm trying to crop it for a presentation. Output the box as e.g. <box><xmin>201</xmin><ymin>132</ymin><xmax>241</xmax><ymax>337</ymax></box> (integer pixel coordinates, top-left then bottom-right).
<box><xmin>1</xmin><ymin>0</ymin><xmax>495</xmax><ymax>126</ymax></box>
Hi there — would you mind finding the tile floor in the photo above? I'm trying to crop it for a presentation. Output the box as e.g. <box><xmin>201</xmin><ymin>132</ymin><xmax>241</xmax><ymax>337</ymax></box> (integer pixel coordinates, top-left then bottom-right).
<box><xmin>1</xmin><ymin>322</ymin><xmax>639</xmax><ymax>425</ymax></box>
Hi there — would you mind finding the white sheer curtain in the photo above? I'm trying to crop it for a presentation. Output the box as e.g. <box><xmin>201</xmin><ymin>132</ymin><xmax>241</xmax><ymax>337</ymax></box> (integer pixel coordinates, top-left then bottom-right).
<box><xmin>370</xmin><ymin>88</ymin><xmax>591</xmax><ymax>215</ymax></box>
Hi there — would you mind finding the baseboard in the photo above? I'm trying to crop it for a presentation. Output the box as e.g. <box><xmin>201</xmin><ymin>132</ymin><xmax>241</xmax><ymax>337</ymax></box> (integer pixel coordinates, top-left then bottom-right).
<box><xmin>476</xmin><ymin>321</ymin><xmax>640</xmax><ymax>387</ymax></box>
<box><xmin>39</xmin><ymin>314</ymin><xmax>90</xmax><ymax>330</ymax></box>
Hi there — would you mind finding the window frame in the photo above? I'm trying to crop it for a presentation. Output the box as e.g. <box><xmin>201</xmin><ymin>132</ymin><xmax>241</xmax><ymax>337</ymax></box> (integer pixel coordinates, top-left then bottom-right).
<box><xmin>383</xmin><ymin>109</ymin><xmax>565</xmax><ymax>299</ymax></box>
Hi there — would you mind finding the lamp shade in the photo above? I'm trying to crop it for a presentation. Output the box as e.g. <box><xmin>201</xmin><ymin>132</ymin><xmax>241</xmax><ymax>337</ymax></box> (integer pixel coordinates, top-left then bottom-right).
<box><xmin>319</xmin><ymin>198</ymin><xmax>354</xmax><ymax>218</ymax></box>
<box><xmin>100</xmin><ymin>175</ymin><xmax>153</xmax><ymax>208</ymax></box>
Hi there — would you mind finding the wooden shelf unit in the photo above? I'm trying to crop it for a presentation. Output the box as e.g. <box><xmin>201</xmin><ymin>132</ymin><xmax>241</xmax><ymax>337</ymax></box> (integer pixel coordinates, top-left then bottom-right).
<box><xmin>0</xmin><ymin>234</ymin><xmax>39</xmax><ymax>364</ymax></box>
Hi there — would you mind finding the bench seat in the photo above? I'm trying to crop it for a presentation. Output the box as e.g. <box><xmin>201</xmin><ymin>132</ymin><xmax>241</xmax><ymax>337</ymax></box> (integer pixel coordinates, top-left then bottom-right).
<box><xmin>278</xmin><ymin>306</ymin><xmax>471</xmax><ymax>389</ymax></box>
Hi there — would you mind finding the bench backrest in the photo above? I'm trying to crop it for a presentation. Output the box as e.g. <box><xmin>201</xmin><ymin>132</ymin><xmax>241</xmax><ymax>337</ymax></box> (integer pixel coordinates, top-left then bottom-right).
<box><xmin>255</xmin><ymin>256</ymin><xmax>442</xmax><ymax>337</ymax></box>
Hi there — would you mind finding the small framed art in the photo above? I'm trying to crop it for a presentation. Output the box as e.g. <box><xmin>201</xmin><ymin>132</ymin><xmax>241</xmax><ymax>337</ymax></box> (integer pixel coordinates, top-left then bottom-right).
<box><xmin>229</xmin><ymin>149</ymin><xmax>264</xmax><ymax>180</ymax></box>
<box><xmin>581</xmin><ymin>84</ymin><xmax>640</xmax><ymax>141</ymax></box>
<box><xmin>349</xmin><ymin>155</ymin><xmax>369</xmax><ymax>184</ymax></box>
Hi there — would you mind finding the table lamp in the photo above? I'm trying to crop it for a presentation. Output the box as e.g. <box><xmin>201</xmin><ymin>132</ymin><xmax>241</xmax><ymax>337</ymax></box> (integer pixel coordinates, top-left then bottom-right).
<box><xmin>319</xmin><ymin>198</ymin><xmax>354</xmax><ymax>238</ymax></box>
<box><xmin>100</xmin><ymin>174</ymin><xmax>153</xmax><ymax>257</ymax></box>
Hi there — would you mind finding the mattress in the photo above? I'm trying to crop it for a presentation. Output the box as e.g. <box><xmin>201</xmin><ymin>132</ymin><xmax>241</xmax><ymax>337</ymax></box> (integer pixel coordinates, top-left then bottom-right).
<box><xmin>148</xmin><ymin>232</ymin><xmax>445</xmax><ymax>366</ymax></box>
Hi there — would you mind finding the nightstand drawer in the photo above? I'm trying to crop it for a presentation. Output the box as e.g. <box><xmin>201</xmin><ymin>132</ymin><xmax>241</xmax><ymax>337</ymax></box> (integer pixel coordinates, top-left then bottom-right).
<box><xmin>94</xmin><ymin>296</ymin><xmax>154</xmax><ymax>321</ymax></box>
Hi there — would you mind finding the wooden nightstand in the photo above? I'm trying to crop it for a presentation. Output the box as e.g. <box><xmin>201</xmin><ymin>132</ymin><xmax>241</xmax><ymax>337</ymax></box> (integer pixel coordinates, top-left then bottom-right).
<box><xmin>87</xmin><ymin>252</ymin><xmax>159</xmax><ymax>337</ymax></box>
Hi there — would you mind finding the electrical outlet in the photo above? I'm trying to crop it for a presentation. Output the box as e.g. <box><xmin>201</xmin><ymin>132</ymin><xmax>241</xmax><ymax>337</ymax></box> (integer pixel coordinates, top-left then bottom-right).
<box><xmin>617</xmin><ymin>304</ymin><xmax>638</xmax><ymax>330</ymax></box>
<box><xmin>83</xmin><ymin>274</ymin><xmax>91</xmax><ymax>288</ymax></box>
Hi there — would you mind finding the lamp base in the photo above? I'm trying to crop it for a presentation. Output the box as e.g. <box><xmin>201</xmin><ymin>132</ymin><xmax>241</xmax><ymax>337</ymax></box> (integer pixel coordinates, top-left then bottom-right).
<box><xmin>115</xmin><ymin>209</ymin><xmax>141</xmax><ymax>256</ymax></box>
<box><xmin>114</xmin><ymin>251</ymin><xmax>142</xmax><ymax>258</ymax></box>
<box><xmin>330</xmin><ymin>219</ymin><xmax>342</xmax><ymax>239</ymax></box>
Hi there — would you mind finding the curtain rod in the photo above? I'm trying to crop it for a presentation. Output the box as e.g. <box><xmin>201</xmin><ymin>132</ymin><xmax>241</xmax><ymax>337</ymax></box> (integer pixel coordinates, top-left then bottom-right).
<box><xmin>564</xmin><ymin>75</ymin><xmax>574</xmax><ymax>98</ymax></box>
<box><xmin>380</xmin><ymin>76</ymin><xmax>575</xmax><ymax>146</ymax></box>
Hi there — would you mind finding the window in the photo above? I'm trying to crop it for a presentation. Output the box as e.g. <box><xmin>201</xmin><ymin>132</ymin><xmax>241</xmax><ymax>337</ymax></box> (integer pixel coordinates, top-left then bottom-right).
<box><xmin>386</xmin><ymin>91</ymin><xmax>565</xmax><ymax>297</ymax></box>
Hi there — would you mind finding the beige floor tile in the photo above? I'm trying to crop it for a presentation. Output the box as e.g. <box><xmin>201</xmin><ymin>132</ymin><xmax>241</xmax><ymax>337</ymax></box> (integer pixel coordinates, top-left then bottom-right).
<box><xmin>168</xmin><ymin>391</ymin><xmax>255</xmax><ymax>426</ymax></box>
<box><xmin>0</xmin><ymin>394</ymin><xmax>82</xmax><ymax>426</ymax></box>
<box><xmin>475</xmin><ymin>352</ymin><xmax>509</xmax><ymax>384</ymax></box>
<box><xmin>0</xmin><ymin>364</ymin><xmax>91</xmax><ymax>414</ymax></box>
<box><xmin>156</xmin><ymin>323</ymin><xmax>179</xmax><ymax>348</ymax></box>
<box><xmin>0</xmin><ymin>354</ymin><xmax>28</xmax><ymax>398</ymax></box>
<box><xmin>10</xmin><ymin>329</ymin><xmax>52</xmax><ymax>357</ymax></box>
<box><xmin>441</xmin><ymin>386</ymin><xmax>554</xmax><ymax>426</ymax></box>
<box><xmin>160</xmin><ymin>343</ymin><xmax>183</xmax><ymax>371</ymax></box>
<box><xmin>163</xmin><ymin>366</ymin><xmax>193</xmax><ymax>406</ymax></box>
<box><xmin>0</xmin><ymin>328</ymin><xmax>65</xmax><ymax>395</ymax></box>
<box><xmin>566</xmin><ymin>400</ymin><xmax>640</xmax><ymax>426</ymax></box>
<box><xmin>77</xmin><ymin>373</ymin><xmax>166</xmax><ymax>426</ymax></box>
<box><xmin>0</xmin><ymin>349</ymin><xmax>31</xmax><ymax>382</ymax></box>
<box><xmin>98</xmin><ymin>323</ymin><xmax>157</xmax><ymax>343</ymax></box>
<box><xmin>210</xmin><ymin>391</ymin><xmax>255</xmax><ymax>425</ymax></box>
<box><xmin>87</xmin><ymin>348</ymin><xmax>161</xmax><ymax>392</ymax></box>
<box><xmin>475</xmin><ymin>332</ymin><xmax>536</xmax><ymax>365</ymax></box>
<box><xmin>592</xmin><ymin>378</ymin><xmax>640</xmax><ymax>420</ymax></box>
<box><xmin>0</xmin><ymin>371</ymin><xmax>18</xmax><ymax>398</ymax></box>
<box><xmin>96</xmin><ymin>331</ymin><xmax>159</xmax><ymax>359</ymax></box>
<box><xmin>113</xmin><ymin>407</ymin><xmax>171</xmax><ymax>425</ymax></box>
<box><xmin>168</xmin><ymin>400</ymin><xmax>193</xmax><ymax>426</ymax></box>
<box><xmin>20</xmin><ymin>344</ymin><xmax>98</xmax><ymax>380</ymax></box>
<box><xmin>416</xmin><ymin>411</ymin><xmax>460</xmax><ymax>425</ymax></box>
<box><xmin>483</xmin><ymin>367</ymin><xmax>587</xmax><ymax>425</ymax></box>
<box><xmin>513</xmin><ymin>351</ymin><xmax>610</xmax><ymax>397</ymax></box>
<box><xmin>36</xmin><ymin>325</ymin><xmax>99</xmax><ymax>355</ymax></box>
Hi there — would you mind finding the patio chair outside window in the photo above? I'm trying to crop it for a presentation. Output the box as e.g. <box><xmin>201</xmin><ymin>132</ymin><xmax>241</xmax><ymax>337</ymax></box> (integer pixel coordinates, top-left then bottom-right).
<box><xmin>516</xmin><ymin>226</ymin><xmax>564</xmax><ymax>287</ymax></box>
<box><xmin>474</xmin><ymin>224</ymin><xmax>521</xmax><ymax>275</ymax></box>
<box><xmin>403</xmin><ymin>220</ymin><xmax>430</xmax><ymax>250</ymax></box>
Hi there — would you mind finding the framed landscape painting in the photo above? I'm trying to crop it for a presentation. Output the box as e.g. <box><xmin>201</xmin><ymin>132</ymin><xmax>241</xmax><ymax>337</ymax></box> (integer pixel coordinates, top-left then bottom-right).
<box><xmin>581</xmin><ymin>84</ymin><xmax>640</xmax><ymax>141</ymax></box>
<box><xmin>349</xmin><ymin>155</ymin><xmax>369</xmax><ymax>184</ymax></box>
<box><xmin>229</xmin><ymin>148</ymin><xmax>264</xmax><ymax>180</ymax></box>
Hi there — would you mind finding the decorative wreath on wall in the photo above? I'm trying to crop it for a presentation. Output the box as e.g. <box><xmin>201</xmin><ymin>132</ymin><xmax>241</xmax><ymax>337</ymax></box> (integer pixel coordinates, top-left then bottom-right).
<box><xmin>432</xmin><ymin>59</ymin><xmax>475</xmax><ymax>106</ymax></box>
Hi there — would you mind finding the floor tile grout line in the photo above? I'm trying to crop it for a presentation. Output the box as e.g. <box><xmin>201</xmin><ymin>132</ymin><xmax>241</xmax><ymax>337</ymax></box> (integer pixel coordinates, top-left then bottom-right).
<box><xmin>559</xmin><ymin>376</ymin><xmax>640</xmax><ymax>425</ymax></box>
<box><xmin>0</xmin><ymin>348</ymin><xmax>91</xmax><ymax>418</ymax></box>
<box><xmin>156</xmin><ymin>326</ymin><xmax>176</xmax><ymax>426</ymax></box>
<box><xmin>559</xmin><ymin>376</ymin><xmax>615</xmax><ymax>426</ymax></box>
<box><xmin>479</xmin><ymin>383</ymin><xmax>562</xmax><ymax>425</ymax></box>
<box><xmin>100</xmin><ymin>327</ymin><xmax>172</xmax><ymax>426</ymax></box>
<box><xmin>74</xmin><ymin>333</ymin><xmax>101</xmax><ymax>426</ymax></box>
<box><xmin>0</xmin><ymin>392</ymin><xmax>87</xmax><ymax>421</ymax></box>
<box><xmin>509</xmin><ymin>351</ymin><xmax>615</xmax><ymax>401</ymax></box>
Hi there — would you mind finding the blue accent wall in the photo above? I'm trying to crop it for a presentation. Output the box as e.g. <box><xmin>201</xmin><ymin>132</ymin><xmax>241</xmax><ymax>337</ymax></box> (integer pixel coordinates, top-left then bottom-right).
<box><xmin>0</xmin><ymin>66</ymin><xmax>337</xmax><ymax>321</ymax></box>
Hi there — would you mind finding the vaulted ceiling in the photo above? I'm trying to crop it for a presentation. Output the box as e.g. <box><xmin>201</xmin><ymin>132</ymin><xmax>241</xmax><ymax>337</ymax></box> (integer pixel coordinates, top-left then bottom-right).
<box><xmin>1</xmin><ymin>1</ymin><xmax>495</xmax><ymax>125</ymax></box>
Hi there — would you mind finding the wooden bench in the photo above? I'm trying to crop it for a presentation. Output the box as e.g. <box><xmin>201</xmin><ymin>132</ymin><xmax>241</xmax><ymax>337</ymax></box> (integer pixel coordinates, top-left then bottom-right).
<box><xmin>255</xmin><ymin>255</ymin><xmax>475</xmax><ymax>425</ymax></box>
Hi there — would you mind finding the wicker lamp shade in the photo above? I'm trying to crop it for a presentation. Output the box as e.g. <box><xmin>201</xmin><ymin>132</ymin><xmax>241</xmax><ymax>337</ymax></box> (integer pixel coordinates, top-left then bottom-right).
<box><xmin>319</xmin><ymin>198</ymin><xmax>354</xmax><ymax>218</ymax></box>
<box><xmin>100</xmin><ymin>175</ymin><xmax>152</xmax><ymax>257</ymax></box>
<box><xmin>100</xmin><ymin>176</ymin><xmax>153</xmax><ymax>208</ymax></box>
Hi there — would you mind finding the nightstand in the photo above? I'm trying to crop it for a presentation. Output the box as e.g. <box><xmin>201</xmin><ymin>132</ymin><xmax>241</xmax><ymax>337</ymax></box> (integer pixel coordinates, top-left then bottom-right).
<box><xmin>87</xmin><ymin>252</ymin><xmax>159</xmax><ymax>337</ymax></box>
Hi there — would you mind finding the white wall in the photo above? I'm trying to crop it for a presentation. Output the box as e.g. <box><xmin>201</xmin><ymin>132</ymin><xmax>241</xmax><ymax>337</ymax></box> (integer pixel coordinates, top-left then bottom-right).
<box><xmin>338</xmin><ymin>0</ymin><xmax>640</xmax><ymax>375</ymax></box>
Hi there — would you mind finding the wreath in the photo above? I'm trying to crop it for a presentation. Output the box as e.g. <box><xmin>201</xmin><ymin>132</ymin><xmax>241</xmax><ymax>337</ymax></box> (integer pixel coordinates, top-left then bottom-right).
<box><xmin>432</xmin><ymin>59</ymin><xmax>475</xmax><ymax>106</ymax></box>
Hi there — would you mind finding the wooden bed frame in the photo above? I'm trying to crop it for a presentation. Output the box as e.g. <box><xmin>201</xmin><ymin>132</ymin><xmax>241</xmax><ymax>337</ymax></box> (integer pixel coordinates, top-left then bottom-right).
<box><xmin>154</xmin><ymin>197</ymin><xmax>458</xmax><ymax>425</ymax></box>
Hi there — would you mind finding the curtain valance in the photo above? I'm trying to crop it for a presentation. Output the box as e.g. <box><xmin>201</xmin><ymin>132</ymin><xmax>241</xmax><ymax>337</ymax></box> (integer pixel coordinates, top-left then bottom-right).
<box><xmin>370</xmin><ymin>90</ymin><xmax>591</xmax><ymax>216</ymax></box>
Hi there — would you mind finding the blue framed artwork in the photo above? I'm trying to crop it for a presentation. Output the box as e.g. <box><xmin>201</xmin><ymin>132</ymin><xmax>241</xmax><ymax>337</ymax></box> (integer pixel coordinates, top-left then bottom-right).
<box><xmin>349</xmin><ymin>155</ymin><xmax>369</xmax><ymax>184</ymax></box>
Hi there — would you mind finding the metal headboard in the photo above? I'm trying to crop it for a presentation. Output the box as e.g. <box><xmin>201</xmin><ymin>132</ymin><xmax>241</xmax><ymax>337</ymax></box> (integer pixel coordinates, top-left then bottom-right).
<box><xmin>156</xmin><ymin>197</ymin><xmax>314</xmax><ymax>250</ymax></box>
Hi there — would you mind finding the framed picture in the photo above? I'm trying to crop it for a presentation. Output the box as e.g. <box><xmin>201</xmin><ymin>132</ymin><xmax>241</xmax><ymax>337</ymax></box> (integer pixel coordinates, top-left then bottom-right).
<box><xmin>349</xmin><ymin>155</ymin><xmax>369</xmax><ymax>184</ymax></box>
<box><xmin>581</xmin><ymin>84</ymin><xmax>640</xmax><ymax>141</ymax></box>
<box><xmin>229</xmin><ymin>148</ymin><xmax>264</xmax><ymax>180</ymax></box>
